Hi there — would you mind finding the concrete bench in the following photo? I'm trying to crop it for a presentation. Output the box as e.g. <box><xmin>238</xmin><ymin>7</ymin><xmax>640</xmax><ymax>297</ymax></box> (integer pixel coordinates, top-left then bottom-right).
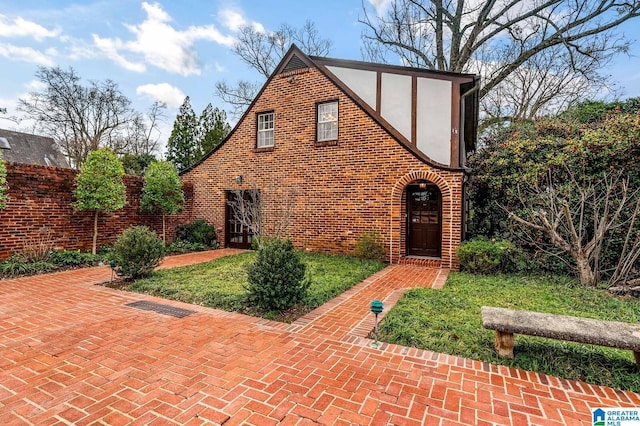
<box><xmin>481</xmin><ymin>306</ymin><xmax>640</xmax><ymax>366</ymax></box>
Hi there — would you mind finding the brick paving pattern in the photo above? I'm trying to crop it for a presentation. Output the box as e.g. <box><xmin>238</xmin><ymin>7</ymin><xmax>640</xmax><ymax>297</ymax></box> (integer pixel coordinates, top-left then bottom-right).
<box><xmin>1</xmin><ymin>249</ymin><xmax>638</xmax><ymax>425</ymax></box>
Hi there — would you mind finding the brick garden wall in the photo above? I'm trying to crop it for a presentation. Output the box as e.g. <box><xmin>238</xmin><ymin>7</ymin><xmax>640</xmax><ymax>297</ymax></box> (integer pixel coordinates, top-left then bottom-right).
<box><xmin>182</xmin><ymin>67</ymin><xmax>464</xmax><ymax>269</ymax></box>
<box><xmin>0</xmin><ymin>162</ymin><xmax>194</xmax><ymax>260</ymax></box>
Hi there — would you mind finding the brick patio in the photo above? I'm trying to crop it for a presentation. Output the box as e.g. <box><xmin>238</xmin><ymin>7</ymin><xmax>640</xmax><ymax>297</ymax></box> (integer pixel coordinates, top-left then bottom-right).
<box><xmin>0</xmin><ymin>249</ymin><xmax>638</xmax><ymax>425</ymax></box>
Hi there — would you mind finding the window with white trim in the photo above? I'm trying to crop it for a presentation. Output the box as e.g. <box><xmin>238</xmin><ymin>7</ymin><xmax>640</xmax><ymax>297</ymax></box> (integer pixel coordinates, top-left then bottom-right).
<box><xmin>257</xmin><ymin>111</ymin><xmax>274</xmax><ymax>148</ymax></box>
<box><xmin>317</xmin><ymin>101</ymin><xmax>338</xmax><ymax>142</ymax></box>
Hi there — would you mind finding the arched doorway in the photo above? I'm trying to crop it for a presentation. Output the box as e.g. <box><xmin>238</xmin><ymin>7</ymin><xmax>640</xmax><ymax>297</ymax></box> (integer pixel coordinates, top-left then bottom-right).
<box><xmin>406</xmin><ymin>182</ymin><xmax>442</xmax><ymax>257</ymax></box>
<box><xmin>390</xmin><ymin>170</ymin><xmax>458</xmax><ymax>267</ymax></box>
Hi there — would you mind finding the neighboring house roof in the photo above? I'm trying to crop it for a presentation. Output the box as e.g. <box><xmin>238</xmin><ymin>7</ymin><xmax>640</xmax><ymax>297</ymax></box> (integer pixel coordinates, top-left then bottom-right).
<box><xmin>0</xmin><ymin>128</ymin><xmax>70</xmax><ymax>168</ymax></box>
<box><xmin>184</xmin><ymin>45</ymin><xmax>479</xmax><ymax>174</ymax></box>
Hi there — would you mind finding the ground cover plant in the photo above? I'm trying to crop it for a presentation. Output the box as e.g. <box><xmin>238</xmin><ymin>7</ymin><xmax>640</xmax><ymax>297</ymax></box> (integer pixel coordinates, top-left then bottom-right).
<box><xmin>122</xmin><ymin>251</ymin><xmax>385</xmax><ymax>322</ymax></box>
<box><xmin>0</xmin><ymin>249</ymin><xmax>105</xmax><ymax>278</ymax></box>
<box><xmin>377</xmin><ymin>272</ymin><xmax>640</xmax><ymax>392</ymax></box>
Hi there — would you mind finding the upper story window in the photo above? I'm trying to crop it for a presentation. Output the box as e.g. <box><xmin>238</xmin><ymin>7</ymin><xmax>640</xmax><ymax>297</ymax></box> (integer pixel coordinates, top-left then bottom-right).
<box><xmin>257</xmin><ymin>111</ymin><xmax>275</xmax><ymax>148</ymax></box>
<box><xmin>317</xmin><ymin>101</ymin><xmax>338</xmax><ymax>142</ymax></box>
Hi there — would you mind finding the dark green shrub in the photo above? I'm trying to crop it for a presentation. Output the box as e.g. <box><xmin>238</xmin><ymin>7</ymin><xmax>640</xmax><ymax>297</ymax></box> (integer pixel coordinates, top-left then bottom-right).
<box><xmin>175</xmin><ymin>219</ymin><xmax>217</xmax><ymax>247</ymax></box>
<box><xmin>0</xmin><ymin>255</ymin><xmax>57</xmax><ymax>277</ymax></box>
<box><xmin>354</xmin><ymin>230</ymin><xmax>386</xmax><ymax>261</ymax></box>
<box><xmin>113</xmin><ymin>226</ymin><xmax>165</xmax><ymax>279</ymax></box>
<box><xmin>246</xmin><ymin>238</ymin><xmax>308</xmax><ymax>311</ymax></box>
<box><xmin>456</xmin><ymin>238</ymin><xmax>517</xmax><ymax>274</ymax></box>
<box><xmin>251</xmin><ymin>236</ymin><xmax>268</xmax><ymax>250</ymax></box>
<box><xmin>51</xmin><ymin>250</ymin><xmax>100</xmax><ymax>267</ymax></box>
<box><xmin>166</xmin><ymin>240</ymin><xmax>209</xmax><ymax>254</ymax></box>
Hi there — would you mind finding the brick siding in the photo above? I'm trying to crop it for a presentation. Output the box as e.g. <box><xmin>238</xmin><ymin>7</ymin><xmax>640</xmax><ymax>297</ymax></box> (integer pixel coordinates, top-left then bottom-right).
<box><xmin>0</xmin><ymin>162</ymin><xmax>194</xmax><ymax>260</ymax></box>
<box><xmin>182</xmin><ymin>67</ymin><xmax>463</xmax><ymax>269</ymax></box>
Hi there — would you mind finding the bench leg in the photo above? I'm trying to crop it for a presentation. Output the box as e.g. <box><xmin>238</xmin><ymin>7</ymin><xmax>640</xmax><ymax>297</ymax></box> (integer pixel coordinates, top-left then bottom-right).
<box><xmin>634</xmin><ymin>351</ymin><xmax>640</xmax><ymax>367</ymax></box>
<box><xmin>494</xmin><ymin>331</ymin><xmax>515</xmax><ymax>358</ymax></box>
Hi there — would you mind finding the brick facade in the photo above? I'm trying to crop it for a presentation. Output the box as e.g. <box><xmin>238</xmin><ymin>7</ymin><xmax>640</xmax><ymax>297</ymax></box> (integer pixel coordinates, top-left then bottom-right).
<box><xmin>183</xmin><ymin>66</ymin><xmax>464</xmax><ymax>269</ymax></box>
<box><xmin>0</xmin><ymin>162</ymin><xmax>194</xmax><ymax>260</ymax></box>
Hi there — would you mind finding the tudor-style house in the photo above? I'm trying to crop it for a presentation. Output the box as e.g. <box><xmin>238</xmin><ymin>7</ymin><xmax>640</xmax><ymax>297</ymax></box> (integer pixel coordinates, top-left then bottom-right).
<box><xmin>181</xmin><ymin>45</ymin><xmax>479</xmax><ymax>269</ymax></box>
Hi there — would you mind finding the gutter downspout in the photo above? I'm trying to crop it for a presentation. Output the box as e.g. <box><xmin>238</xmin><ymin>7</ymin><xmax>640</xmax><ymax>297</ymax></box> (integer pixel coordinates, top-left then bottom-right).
<box><xmin>459</xmin><ymin>76</ymin><xmax>481</xmax><ymax>169</ymax></box>
<box><xmin>459</xmin><ymin>77</ymin><xmax>481</xmax><ymax>242</ymax></box>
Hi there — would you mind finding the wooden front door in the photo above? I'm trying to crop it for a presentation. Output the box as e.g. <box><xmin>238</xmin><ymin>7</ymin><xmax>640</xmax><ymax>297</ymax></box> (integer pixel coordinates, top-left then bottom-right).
<box><xmin>225</xmin><ymin>191</ymin><xmax>255</xmax><ymax>249</ymax></box>
<box><xmin>407</xmin><ymin>184</ymin><xmax>442</xmax><ymax>257</ymax></box>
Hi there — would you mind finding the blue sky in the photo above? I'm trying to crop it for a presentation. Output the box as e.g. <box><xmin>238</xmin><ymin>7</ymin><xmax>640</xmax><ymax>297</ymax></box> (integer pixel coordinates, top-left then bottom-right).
<box><xmin>1</xmin><ymin>0</ymin><xmax>639</xmax><ymax>153</ymax></box>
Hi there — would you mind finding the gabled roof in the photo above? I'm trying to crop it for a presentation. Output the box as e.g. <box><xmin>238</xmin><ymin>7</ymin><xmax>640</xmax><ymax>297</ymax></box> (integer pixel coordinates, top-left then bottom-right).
<box><xmin>0</xmin><ymin>128</ymin><xmax>70</xmax><ymax>168</ymax></box>
<box><xmin>184</xmin><ymin>45</ymin><xmax>479</xmax><ymax>173</ymax></box>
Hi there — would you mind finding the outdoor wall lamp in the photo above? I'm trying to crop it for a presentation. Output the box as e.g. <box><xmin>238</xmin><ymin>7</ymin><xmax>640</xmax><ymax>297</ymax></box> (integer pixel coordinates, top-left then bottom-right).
<box><xmin>236</xmin><ymin>175</ymin><xmax>243</xmax><ymax>184</ymax></box>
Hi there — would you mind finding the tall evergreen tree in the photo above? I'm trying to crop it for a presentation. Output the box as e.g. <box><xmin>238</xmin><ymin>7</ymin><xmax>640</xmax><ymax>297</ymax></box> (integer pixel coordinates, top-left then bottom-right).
<box><xmin>166</xmin><ymin>96</ymin><xmax>199</xmax><ymax>172</ymax></box>
<box><xmin>199</xmin><ymin>103</ymin><xmax>231</xmax><ymax>155</ymax></box>
<box><xmin>140</xmin><ymin>161</ymin><xmax>184</xmax><ymax>245</ymax></box>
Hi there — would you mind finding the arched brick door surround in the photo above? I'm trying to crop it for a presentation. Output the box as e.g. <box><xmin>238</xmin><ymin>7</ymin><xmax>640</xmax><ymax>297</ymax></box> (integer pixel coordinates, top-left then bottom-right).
<box><xmin>390</xmin><ymin>170</ymin><xmax>454</xmax><ymax>268</ymax></box>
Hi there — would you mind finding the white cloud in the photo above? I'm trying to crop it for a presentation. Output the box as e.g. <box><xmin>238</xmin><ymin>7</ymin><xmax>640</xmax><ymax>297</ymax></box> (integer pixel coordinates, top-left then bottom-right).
<box><xmin>213</xmin><ymin>61</ymin><xmax>225</xmax><ymax>72</ymax></box>
<box><xmin>218</xmin><ymin>9</ymin><xmax>246</xmax><ymax>32</ymax></box>
<box><xmin>136</xmin><ymin>83</ymin><xmax>185</xmax><ymax>107</ymax></box>
<box><xmin>92</xmin><ymin>34</ymin><xmax>146</xmax><ymax>72</ymax></box>
<box><xmin>218</xmin><ymin>8</ymin><xmax>264</xmax><ymax>33</ymax></box>
<box><xmin>24</xmin><ymin>79</ymin><xmax>47</xmax><ymax>92</ymax></box>
<box><xmin>367</xmin><ymin>0</ymin><xmax>393</xmax><ymax>15</ymax></box>
<box><xmin>93</xmin><ymin>1</ymin><xmax>235</xmax><ymax>76</ymax></box>
<box><xmin>0</xmin><ymin>15</ymin><xmax>61</xmax><ymax>41</ymax></box>
<box><xmin>0</xmin><ymin>43</ymin><xmax>55</xmax><ymax>66</ymax></box>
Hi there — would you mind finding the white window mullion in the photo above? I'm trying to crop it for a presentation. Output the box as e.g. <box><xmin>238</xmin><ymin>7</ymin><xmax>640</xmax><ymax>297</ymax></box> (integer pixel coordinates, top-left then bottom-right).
<box><xmin>257</xmin><ymin>112</ymin><xmax>275</xmax><ymax>148</ymax></box>
<box><xmin>317</xmin><ymin>101</ymin><xmax>338</xmax><ymax>142</ymax></box>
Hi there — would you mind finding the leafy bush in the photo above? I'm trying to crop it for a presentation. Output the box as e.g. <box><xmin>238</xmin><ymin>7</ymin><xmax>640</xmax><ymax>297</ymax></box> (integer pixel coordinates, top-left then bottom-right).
<box><xmin>175</xmin><ymin>219</ymin><xmax>217</xmax><ymax>247</ymax></box>
<box><xmin>0</xmin><ymin>249</ymin><xmax>101</xmax><ymax>278</ymax></box>
<box><xmin>0</xmin><ymin>255</ymin><xmax>57</xmax><ymax>277</ymax></box>
<box><xmin>246</xmin><ymin>238</ymin><xmax>308</xmax><ymax>311</ymax></box>
<box><xmin>166</xmin><ymin>240</ymin><xmax>210</xmax><ymax>254</ymax></box>
<box><xmin>21</xmin><ymin>227</ymin><xmax>56</xmax><ymax>262</ymax></box>
<box><xmin>456</xmin><ymin>238</ymin><xmax>518</xmax><ymax>274</ymax></box>
<box><xmin>354</xmin><ymin>230</ymin><xmax>386</xmax><ymax>261</ymax></box>
<box><xmin>51</xmin><ymin>250</ymin><xmax>100</xmax><ymax>267</ymax></box>
<box><xmin>467</xmin><ymin>112</ymin><xmax>640</xmax><ymax>284</ymax></box>
<box><xmin>112</xmin><ymin>226</ymin><xmax>165</xmax><ymax>280</ymax></box>
<box><xmin>97</xmin><ymin>244</ymin><xmax>114</xmax><ymax>259</ymax></box>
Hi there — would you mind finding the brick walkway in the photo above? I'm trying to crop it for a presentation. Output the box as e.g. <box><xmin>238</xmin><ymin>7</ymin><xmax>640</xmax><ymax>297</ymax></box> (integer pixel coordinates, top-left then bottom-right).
<box><xmin>0</xmin><ymin>250</ymin><xmax>638</xmax><ymax>425</ymax></box>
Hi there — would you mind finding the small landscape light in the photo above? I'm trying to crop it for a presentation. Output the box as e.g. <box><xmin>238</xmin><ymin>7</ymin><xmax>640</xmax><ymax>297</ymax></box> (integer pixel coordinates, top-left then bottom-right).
<box><xmin>109</xmin><ymin>260</ymin><xmax>116</xmax><ymax>283</ymax></box>
<box><xmin>370</xmin><ymin>299</ymin><xmax>384</xmax><ymax>348</ymax></box>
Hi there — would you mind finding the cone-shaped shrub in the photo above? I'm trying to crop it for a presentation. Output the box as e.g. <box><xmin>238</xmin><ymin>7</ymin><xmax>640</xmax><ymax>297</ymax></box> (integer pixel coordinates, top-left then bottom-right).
<box><xmin>246</xmin><ymin>238</ymin><xmax>308</xmax><ymax>311</ymax></box>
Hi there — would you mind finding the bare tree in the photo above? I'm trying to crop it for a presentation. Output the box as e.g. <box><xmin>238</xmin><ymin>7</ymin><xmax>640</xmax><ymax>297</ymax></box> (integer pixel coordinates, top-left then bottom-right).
<box><xmin>217</xmin><ymin>21</ymin><xmax>333</xmax><ymax>118</ymax></box>
<box><xmin>506</xmin><ymin>168</ymin><xmax>640</xmax><ymax>286</ymax></box>
<box><xmin>0</xmin><ymin>107</ymin><xmax>20</xmax><ymax>125</ymax></box>
<box><xmin>361</xmin><ymin>0</ymin><xmax>639</xmax><ymax>121</ymax></box>
<box><xmin>227</xmin><ymin>189</ymin><xmax>262</xmax><ymax>243</ymax></box>
<box><xmin>108</xmin><ymin>101</ymin><xmax>167</xmax><ymax>156</ymax></box>
<box><xmin>226</xmin><ymin>186</ymin><xmax>299</xmax><ymax>247</ymax></box>
<box><xmin>263</xmin><ymin>187</ymin><xmax>298</xmax><ymax>239</ymax></box>
<box><xmin>480</xmin><ymin>45</ymin><xmax>616</xmax><ymax>128</ymax></box>
<box><xmin>215</xmin><ymin>81</ymin><xmax>262</xmax><ymax>119</ymax></box>
<box><xmin>18</xmin><ymin>66</ymin><xmax>137</xmax><ymax>168</ymax></box>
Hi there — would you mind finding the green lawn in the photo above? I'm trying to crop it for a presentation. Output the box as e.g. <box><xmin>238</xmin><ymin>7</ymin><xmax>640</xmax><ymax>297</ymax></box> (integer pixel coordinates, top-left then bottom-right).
<box><xmin>123</xmin><ymin>251</ymin><xmax>385</xmax><ymax>322</ymax></box>
<box><xmin>377</xmin><ymin>272</ymin><xmax>640</xmax><ymax>392</ymax></box>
